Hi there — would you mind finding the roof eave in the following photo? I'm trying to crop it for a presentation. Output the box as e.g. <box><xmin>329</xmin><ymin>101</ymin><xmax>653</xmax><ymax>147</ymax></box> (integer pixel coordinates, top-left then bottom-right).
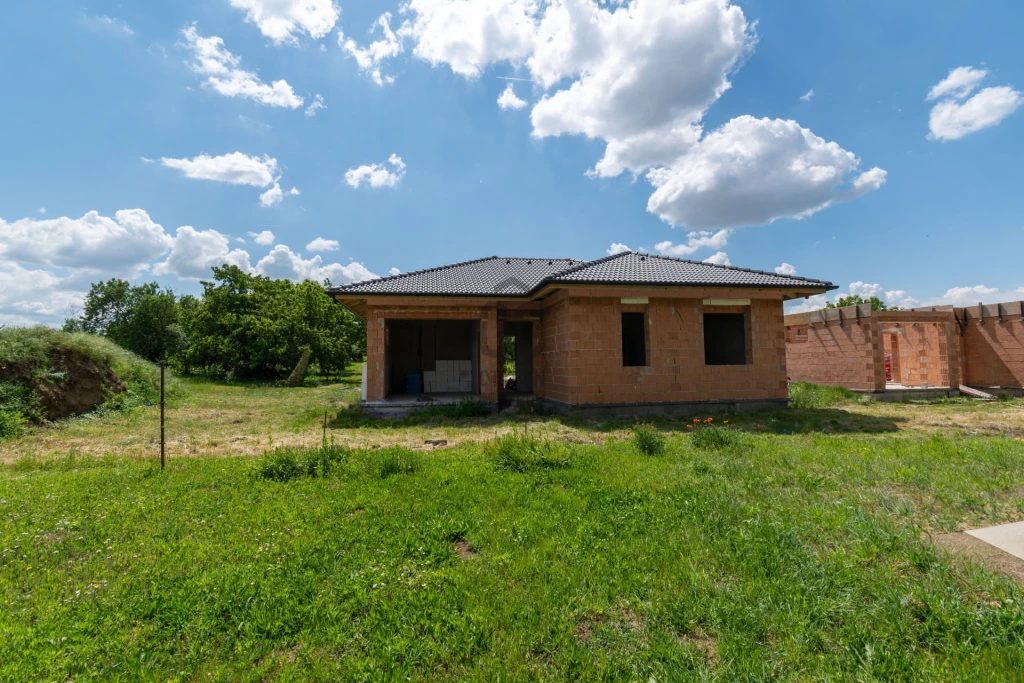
<box><xmin>329</xmin><ymin>280</ymin><xmax>836</xmax><ymax>300</ymax></box>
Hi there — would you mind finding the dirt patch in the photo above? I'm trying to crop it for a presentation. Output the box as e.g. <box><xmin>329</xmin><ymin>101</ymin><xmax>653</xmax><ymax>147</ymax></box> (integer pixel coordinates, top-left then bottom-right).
<box><xmin>678</xmin><ymin>632</ymin><xmax>718</xmax><ymax>668</ymax></box>
<box><xmin>1</xmin><ymin>347</ymin><xmax>123</xmax><ymax>421</ymax></box>
<box><xmin>619</xmin><ymin>607</ymin><xmax>642</xmax><ymax>631</ymax></box>
<box><xmin>574</xmin><ymin>622</ymin><xmax>594</xmax><ymax>644</ymax></box>
<box><xmin>454</xmin><ymin>540</ymin><xmax>478</xmax><ymax>560</ymax></box>
<box><xmin>932</xmin><ymin>532</ymin><xmax>1024</xmax><ymax>585</ymax></box>
<box><xmin>34</xmin><ymin>531</ymin><xmax>78</xmax><ymax>546</ymax></box>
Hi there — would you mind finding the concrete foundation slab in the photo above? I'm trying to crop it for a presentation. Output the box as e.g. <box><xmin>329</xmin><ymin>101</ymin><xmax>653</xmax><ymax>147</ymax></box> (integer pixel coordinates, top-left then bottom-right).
<box><xmin>858</xmin><ymin>387</ymin><xmax>960</xmax><ymax>402</ymax></box>
<box><xmin>361</xmin><ymin>393</ymin><xmax>493</xmax><ymax>418</ymax></box>
<box><xmin>966</xmin><ymin>521</ymin><xmax>1024</xmax><ymax>562</ymax></box>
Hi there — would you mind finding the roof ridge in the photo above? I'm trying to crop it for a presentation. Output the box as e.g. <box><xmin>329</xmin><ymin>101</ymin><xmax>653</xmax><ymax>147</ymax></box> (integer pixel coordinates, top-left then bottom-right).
<box><xmin>329</xmin><ymin>255</ymin><xmax>500</xmax><ymax>291</ymax></box>
<box><xmin>549</xmin><ymin>250</ymin><xmax>631</xmax><ymax>279</ymax></box>
<box><xmin>642</xmin><ymin>252</ymin><xmax>831</xmax><ymax>286</ymax></box>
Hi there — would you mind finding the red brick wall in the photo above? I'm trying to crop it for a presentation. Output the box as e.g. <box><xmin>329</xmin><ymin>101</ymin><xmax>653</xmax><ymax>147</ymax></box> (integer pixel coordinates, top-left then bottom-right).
<box><xmin>539</xmin><ymin>297</ymin><xmax>573</xmax><ymax>404</ymax></box>
<box><xmin>963</xmin><ymin>318</ymin><xmax>1024</xmax><ymax>388</ymax></box>
<box><xmin>785</xmin><ymin>319</ymin><xmax>885</xmax><ymax>391</ymax></box>
<box><xmin>365</xmin><ymin>308</ymin><xmax>386</xmax><ymax>401</ymax></box>
<box><xmin>543</xmin><ymin>295</ymin><xmax>788</xmax><ymax>405</ymax></box>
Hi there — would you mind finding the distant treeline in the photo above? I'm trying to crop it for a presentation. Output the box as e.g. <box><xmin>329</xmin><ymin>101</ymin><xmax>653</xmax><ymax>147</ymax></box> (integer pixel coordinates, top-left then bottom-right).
<box><xmin>63</xmin><ymin>266</ymin><xmax>365</xmax><ymax>380</ymax></box>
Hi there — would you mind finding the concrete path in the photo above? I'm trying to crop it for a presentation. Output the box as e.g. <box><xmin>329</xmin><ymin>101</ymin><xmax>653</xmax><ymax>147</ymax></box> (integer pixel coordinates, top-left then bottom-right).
<box><xmin>966</xmin><ymin>521</ymin><xmax>1024</xmax><ymax>561</ymax></box>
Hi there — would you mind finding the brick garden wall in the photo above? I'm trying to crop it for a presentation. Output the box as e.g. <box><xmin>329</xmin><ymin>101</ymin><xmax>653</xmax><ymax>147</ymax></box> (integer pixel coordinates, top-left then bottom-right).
<box><xmin>880</xmin><ymin>321</ymin><xmax>962</xmax><ymax>388</ymax></box>
<box><xmin>960</xmin><ymin>303</ymin><xmax>1024</xmax><ymax>387</ymax></box>
<box><xmin>785</xmin><ymin>308</ymin><xmax>885</xmax><ymax>392</ymax></box>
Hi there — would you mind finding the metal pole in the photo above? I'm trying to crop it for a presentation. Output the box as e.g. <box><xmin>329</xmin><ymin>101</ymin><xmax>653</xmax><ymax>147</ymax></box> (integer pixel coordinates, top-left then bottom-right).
<box><xmin>160</xmin><ymin>361</ymin><xmax>165</xmax><ymax>470</ymax></box>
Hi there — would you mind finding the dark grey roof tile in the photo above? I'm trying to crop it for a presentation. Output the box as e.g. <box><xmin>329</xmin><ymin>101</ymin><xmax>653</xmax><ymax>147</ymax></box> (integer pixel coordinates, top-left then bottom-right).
<box><xmin>327</xmin><ymin>252</ymin><xmax>834</xmax><ymax>296</ymax></box>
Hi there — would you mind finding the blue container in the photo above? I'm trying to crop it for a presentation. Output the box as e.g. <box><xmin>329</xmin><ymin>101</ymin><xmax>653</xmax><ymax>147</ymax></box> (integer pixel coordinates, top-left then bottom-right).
<box><xmin>406</xmin><ymin>373</ymin><xmax>423</xmax><ymax>394</ymax></box>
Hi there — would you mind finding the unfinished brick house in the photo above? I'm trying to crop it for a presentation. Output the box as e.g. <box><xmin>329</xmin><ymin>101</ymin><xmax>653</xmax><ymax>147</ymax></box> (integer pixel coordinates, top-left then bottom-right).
<box><xmin>328</xmin><ymin>252</ymin><xmax>835</xmax><ymax>415</ymax></box>
<box><xmin>785</xmin><ymin>301</ymin><xmax>1024</xmax><ymax>397</ymax></box>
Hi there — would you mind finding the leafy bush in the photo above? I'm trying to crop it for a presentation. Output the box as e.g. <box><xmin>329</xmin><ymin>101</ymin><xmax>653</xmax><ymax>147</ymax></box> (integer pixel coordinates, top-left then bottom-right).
<box><xmin>255</xmin><ymin>444</ymin><xmax>351</xmax><ymax>482</ymax></box>
<box><xmin>789</xmin><ymin>382</ymin><xmax>860</xmax><ymax>409</ymax></box>
<box><xmin>0</xmin><ymin>409</ymin><xmax>26</xmax><ymax>440</ymax></box>
<box><xmin>489</xmin><ymin>431</ymin><xmax>575</xmax><ymax>473</ymax></box>
<box><xmin>0</xmin><ymin>381</ymin><xmax>42</xmax><ymax>423</ymax></box>
<box><xmin>632</xmin><ymin>423</ymin><xmax>666</xmax><ymax>456</ymax></box>
<box><xmin>373</xmin><ymin>446</ymin><xmax>423</xmax><ymax>479</ymax></box>
<box><xmin>690</xmin><ymin>424</ymin><xmax>739</xmax><ymax>450</ymax></box>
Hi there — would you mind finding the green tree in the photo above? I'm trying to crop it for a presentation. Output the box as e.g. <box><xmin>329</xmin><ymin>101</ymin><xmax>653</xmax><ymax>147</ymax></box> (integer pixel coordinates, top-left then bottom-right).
<box><xmin>176</xmin><ymin>266</ymin><xmax>365</xmax><ymax>380</ymax></box>
<box><xmin>825</xmin><ymin>294</ymin><xmax>896</xmax><ymax>311</ymax></box>
<box><xmin>65</xmin><ymin>280</ymin><xmax>183</xmax><ymax>361</ymax></box>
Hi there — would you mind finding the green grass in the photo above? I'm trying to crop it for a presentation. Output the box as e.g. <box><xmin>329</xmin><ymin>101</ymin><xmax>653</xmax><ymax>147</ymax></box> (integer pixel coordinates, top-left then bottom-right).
<box><xmin>3</xmin><ymin>427</ymin><xmax>1024</xmax><ymax>680</ymax></box>
<box><xmin>789</xmin><ymin>381</ymin><xmax>862</xmax><ymax>409</ymax></box>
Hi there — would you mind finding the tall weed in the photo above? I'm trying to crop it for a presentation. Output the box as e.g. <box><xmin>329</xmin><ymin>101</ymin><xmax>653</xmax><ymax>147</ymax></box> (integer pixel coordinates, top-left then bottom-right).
<box><xmin>632</xmin><ymin>423</ymin><xmax>666</xmax><ymax>456</ymax></box>
<box><xmin>489</xmin><ymin>430</ymin><xmax>575</xmax><ymax>472</ymax></box>
<box><xmin>255</xmin><ymin>444</ymin><xmax>351</xmax><ymax>482</ymax></box>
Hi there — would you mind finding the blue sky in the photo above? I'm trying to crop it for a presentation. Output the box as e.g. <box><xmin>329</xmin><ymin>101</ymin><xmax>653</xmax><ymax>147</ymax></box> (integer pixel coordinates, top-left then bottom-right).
<box><xmin>1</xmin><ymin>0</ymin><xmax>1023</xmax><ymax>325</ymax></box>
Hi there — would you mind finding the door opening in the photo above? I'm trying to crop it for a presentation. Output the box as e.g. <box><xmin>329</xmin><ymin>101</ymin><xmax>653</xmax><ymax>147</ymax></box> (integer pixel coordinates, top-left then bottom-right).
<box><xmin>500</xmin><ymin>321</ymin><xmax>534</xmax><ymax>395</ymax></box>
<box><xmin>503</xmin><ymin>335</ymin><xmax>517</xmax><ymax>391</ymax></box>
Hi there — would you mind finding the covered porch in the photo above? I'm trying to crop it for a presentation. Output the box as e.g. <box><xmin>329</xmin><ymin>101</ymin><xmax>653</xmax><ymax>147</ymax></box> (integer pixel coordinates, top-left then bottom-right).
<box><xmin>354</xmin><ymin>298</ymin><xmax>543</xmax><ymax>411</ymax></box>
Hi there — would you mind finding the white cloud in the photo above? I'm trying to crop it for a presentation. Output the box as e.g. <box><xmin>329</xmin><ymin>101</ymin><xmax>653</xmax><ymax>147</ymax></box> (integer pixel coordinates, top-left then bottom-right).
<box><xmin>85</xmin><ymin>15</ymin><xmax>135</xmax><ymax>37</ymax></box>
<box><xmin>161</xmin><ymin>152</ymin><xmax>298</xmax><ymax>206</ymax></box>
<box><xmin>885</xmin><ymin>290</ymin><xmax>920</xmax><ymax>309</ymax></box>
<box><xmin>388</xmin><ymin>267</ymin><xmax>402</xmax><ymax>276</ymax></box>
<box><xmin>228</xmin><ymin>0</ymin><xmax>340</xmax><ymax>45</ymax></box>
<box><xmin>0</xmin><ymin>209</ymin><xmax>172</xmax><ymax>276</ymax></box>
<box><xmin>305</xmin><ymin>94</ymin><xmax>326</xmax><ymax>117</ymax></box>
<box><xmin>396</xmin><ymin>0</ymin><xmax>882</xmax><ymax>233</ymax></box>
<box><xmin>497</xmin><ymin>83</ymin><xmax>527</xmax><ymax>111</ymax></box>
<box><xmin>607</xmin><ymin>242</ymin><xmax>631</xmax><ymax>255</ymax></box>
<box><xmin>646</xmin><ymin>117</ymin><xmax>886</xmax><ymax>229</ymax></box>
<box><xmin>345</xmin><ymin>154</ymin><xmax>407</xmax><ymax>188</ymax></box>
<box><xmin>258</xmin><ymin>184</ymin><xmax>300</xmax><ymax>207</ymax></box>
<box><xmin>933</xmin><ymin>285</ymin><xmax>999</xmax><ymax>306</ymax></box>
<box><xmin>786</xmin><ymin>281</ymin><xmax>1024</xmax><ymax>315</ymax></box>
<box><xmin>162</xmin><ymin>152</ymin><xmax>279</xmax><ymax>187</ymax></box>
<box><xmin>800</xmin><ymin>89</ymin><xmax>814</xmax><ymax>102</ymax></box>
<box><xmin>180</xmin><ymin>25</ymin><xmax>304</xmax><ymax>109</ymax></box>
<box><xmin>255</xmin><ymin>245</ymin><xmax>378</xmax><ymax>284</ymax></box>
<box><xmin>38</xmin><ymin>208</ymin><xmax>46</xmax><ymax>214</ymax></box>
<box><xmin>153</xmin><ymin>227</ymin><xmax>252</xmax><ymax>280</ymax></box>
<box><xmin>928</xmin><ymin>87</ymin><xmax>1023</xmax><ymax>141</ymax></box>
<box><xmin>927</xmin><ymin>66</ymin><xmax>988</xmax><ymax>101</ymax></box>
<box><xmin>654</xmin><ymin>228</ymin><xmax>731</xmax><ymax>257</ymax></box>
<box><xmin>775</xmin><ymin>263</ymin><xmax>797</xmax><ymax>276</ymax></box>
<box><xmin>703</xmin><ymin>251</ymin><xmax>730</xmax><ymax>266</ymax></box>
<box><xmin>529</xmin><ymin>0</ymin><xmax>752</xmax><ymax>178</ymax></box>
<box><xmin>398</xmin><ymin>0</ymin><xmax>539</xmax><ymax>78</ymax></box>
<box><xmin>849</xmin><ymin>281</ymin><xmax>884</xmax><ymax>299</ymax></box>
<box><xmin>340</xmin><ymin>12</ymin><xmax>403</xmax><ymax>85</ymax></box>
<box><xmin>0</xmin><ymin>260</ymin><xmax>85</xmax><ymax>323</ymax></box>
<box><xmin>248</xmin><ymin>230</ymin><xmax>276</xmax><ymax>246</ymax></box>
<box><xmin>306</xmin><ymin>237</ymin><xmax>340</xmax><ymax>252</ymax></box>
<box><xmin>140</xmin><ymin>156</ymin><xmax>155</xmax><ymax>164</ymax></box>
<box><xmin>786</xmin><ymin>294</ymin><xmax>828</xmax><ymax>314</ymax></box>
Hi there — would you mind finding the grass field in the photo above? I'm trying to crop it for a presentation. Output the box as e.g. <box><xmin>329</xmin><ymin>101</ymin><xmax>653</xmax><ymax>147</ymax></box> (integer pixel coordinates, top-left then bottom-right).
<box><xmin>2</xmin><ymin>372</ymin><xmax>1024</xmax><ymax>680</ymax></box>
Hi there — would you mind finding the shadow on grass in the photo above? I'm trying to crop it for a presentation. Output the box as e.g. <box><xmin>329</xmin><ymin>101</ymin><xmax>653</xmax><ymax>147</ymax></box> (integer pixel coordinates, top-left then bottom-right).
<box><xmin>328</xmin><ymin>400</ymin><xmax>906</xmax><ymax>435</ymax></box>
<box><xmin>554</xmin><ymin>408</ymin><xmax>906</xmax><ymax>436</ymax></box>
